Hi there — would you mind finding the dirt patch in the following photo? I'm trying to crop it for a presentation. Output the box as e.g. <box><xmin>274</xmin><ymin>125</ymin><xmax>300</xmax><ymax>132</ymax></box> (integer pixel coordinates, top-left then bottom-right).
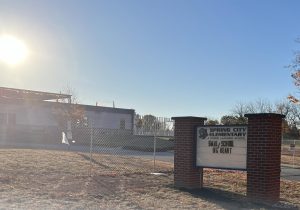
<box><xmin>0</xmin><ymin>149</ymin><xmax>299</xmax><ymax>209</ymax></box>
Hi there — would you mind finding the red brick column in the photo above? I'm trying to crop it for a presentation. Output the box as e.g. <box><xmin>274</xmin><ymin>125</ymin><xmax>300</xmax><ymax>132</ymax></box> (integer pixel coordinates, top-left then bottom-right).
<box><xmin>171</xmin><ymin>116</ymin><xmax>207</xmax><ymax>189</ymax></box>
<box><xmin>245</xmin><ymin>113</ymin><xmax>285</xmax><ymax>203</ymax></box>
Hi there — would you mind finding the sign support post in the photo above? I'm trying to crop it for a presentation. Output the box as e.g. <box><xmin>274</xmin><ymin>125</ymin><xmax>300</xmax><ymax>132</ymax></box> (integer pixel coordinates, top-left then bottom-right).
<box><xmin>171</xmin><ymin>116</ymin><xmax>207</xmax><ymax>189</ymax></box>
<box><xmin>245</xmin><ymin>113</ymin><xmax>284</xmax><ymax>203</ymax></box>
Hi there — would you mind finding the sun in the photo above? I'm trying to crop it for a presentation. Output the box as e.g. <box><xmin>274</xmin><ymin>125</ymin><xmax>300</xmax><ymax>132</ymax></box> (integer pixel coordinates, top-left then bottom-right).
<box><xmin>0</xmin><ymin>35</ymin><xmax>29</xmax><ymax>65</ymax></box>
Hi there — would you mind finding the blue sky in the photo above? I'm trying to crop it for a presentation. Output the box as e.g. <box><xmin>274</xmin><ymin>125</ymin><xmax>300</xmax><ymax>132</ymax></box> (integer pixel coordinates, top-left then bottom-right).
<box><xmin>0</xmin><ymin>0</ymin><xmax>300</xmax><ymax>119</ymax></box>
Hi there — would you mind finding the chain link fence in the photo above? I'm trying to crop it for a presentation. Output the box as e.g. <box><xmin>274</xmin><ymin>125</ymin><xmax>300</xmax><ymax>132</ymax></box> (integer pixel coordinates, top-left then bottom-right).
<box><xmin>281</xmin><ymin>139</ymin><xmax>300</xmax><ymax>167</ymax></box>
<box><xmin>134</xmin><ymin>115</ymin><xmax>174</xmax><ymax>137</ymax></box>
<box><xmin>0</xmin><ymin>115</ymin><xmax>174</xmax><ymax>177</ymax></box>
<box><xmin>86</xmin><ymin>115</ymin><xmax>174</xmax><ymax>176</ymax></box>
<box><xmin>282</xmin><ymin>139</ymin><xmax>300</xmax><ymax>155</ymax></box>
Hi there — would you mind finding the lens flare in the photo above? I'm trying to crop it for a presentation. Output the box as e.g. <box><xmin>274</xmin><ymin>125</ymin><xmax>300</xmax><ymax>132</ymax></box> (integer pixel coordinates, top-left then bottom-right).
<box><xmin>0</xmin><ymin>35</ymin><xmax>29</xmax><ymax>65</ymax></box>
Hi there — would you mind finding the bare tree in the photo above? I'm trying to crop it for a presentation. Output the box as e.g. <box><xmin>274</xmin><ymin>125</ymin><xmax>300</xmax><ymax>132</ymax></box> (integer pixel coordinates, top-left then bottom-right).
<box><xmin>289</xmin><ymin>104</ymin><xmax>300</xmax><ymax>126</ymax></box>
<box><xmin>278</xmin><ymin>101</ymin><xmax>300</xmax><ymax>139</ymax></box>
<box><xmin>229</xmin><ymin>99</ymin><xmax>274</xmax><ymax>125</ymax></box>
<box><xmin>276</xmin><ymin>99</ymin><xmax>300</xmax><ymax>127</ymax></box>
<box><xmin>275</xmin><ymin>100</ymin><xmax>291</xmax><ymax>116</ymax></box>
<box><xmin>52</xmin><ymin>86</ymin><xmax>85</xmax><ymax>130</ymax></box>
<box><xmin>246</xmin><ymin>99</ymin><xmax>274</xmax><ymax>113</ymax></box>
<box><xmin>230</xmin><ymin>98</ymin><xmax>300</xmax><ymax>138</ymax></box>
<box><xmin>275</xmin><ymin>100</ymin><xmax>296</xmax><ymax>136</ymax></box>
<box><xmin>288</xmin><ymin>37</ymin><xmax>300</xmax><ymax>103</ymax></box>
<box><xmin>231</xmin><ymin>101</ymin><xmax>248</xmax><ymax>117</ymax></box>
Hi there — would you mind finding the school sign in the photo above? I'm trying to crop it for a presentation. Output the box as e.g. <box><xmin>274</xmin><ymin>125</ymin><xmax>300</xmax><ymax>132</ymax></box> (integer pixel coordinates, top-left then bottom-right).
<box><xmin>172</xmin><ymin>113</ymin><xmax>285</xmax><ymax>203</ymax></box>
<box><xmin>196</xmin><ymin>125</ymin><xmax>247</xmax><ymax>170</ymax></box>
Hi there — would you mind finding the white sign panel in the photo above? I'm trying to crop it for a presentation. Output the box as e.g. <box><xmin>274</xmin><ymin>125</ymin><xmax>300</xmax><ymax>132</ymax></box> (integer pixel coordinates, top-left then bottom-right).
<box><xmin>196</xmin><ymin>126</ymin><xmax>247</xmax><ymax>170</ymax></box>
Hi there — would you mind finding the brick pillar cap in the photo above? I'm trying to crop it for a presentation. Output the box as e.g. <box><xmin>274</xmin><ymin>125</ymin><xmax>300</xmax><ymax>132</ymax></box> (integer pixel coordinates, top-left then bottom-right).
<box><xmin>244</xmin><ymin>113</ymin><xmax>285</xmax><ymax>118</ymax></box>
<box><xmin>171</xmin><ymin>116</ymin><xmax>207</xmax><ymax>121</ymax></box>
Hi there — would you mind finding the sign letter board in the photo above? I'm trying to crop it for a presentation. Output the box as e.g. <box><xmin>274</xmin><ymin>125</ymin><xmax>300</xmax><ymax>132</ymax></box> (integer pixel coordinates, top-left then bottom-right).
<box><xmin>196</xmin><ymin>125</ymin><xmax>247</xmax><ymax>170</ymax></box>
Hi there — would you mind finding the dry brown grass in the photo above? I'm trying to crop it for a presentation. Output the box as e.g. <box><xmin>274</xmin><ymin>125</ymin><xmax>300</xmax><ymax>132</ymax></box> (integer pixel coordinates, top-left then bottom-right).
<box><xmin>282</xmin><ymin>154</ymin><xmax>300</xmax><ymax>166</ymax></box>
<box><xmin>0</xmin><ymin>149</ymin><xmax>299</xmax><ymax>209</ymax></box>
<box><xmin>204</xmin><ymin>169</ymin><xmax>300</xmax><ymax>207</ymax></box>
<box><xmin>281</xmin><ymin>145</ymin><xmax>300</xmax><ymax>157</ymax></box>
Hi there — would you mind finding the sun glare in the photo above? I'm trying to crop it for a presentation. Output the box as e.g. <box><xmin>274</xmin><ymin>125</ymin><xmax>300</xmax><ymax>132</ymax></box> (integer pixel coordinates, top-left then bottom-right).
<box><xmin>0</xmin><ymin>35</ymin><xmax>29</xmax><ymax>65</ymax></box>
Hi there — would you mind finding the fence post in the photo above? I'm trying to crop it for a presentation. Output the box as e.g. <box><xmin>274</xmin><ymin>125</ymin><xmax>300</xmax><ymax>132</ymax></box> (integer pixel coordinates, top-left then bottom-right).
<box><xmin>153</xmin><ymin>132</ymin><xmax>157</xmax><ymax>172</ymax></box>
<box><xmin>293</xmin><ymin>139</ymin><xmax>296</xmax><ymax>168</ymax></box>
<box><xmin>89</xmin><ymin>120</ymin><xmax>94</xmax><ymax>177</ymax></box>
<box><xmin>153</xmin><ymin>118</ymin><xmax>157</xmax><ymax>173</ymax></box>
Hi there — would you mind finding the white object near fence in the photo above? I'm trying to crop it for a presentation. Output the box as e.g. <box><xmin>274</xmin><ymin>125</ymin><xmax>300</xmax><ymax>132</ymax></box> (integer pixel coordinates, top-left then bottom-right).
<box><xmin>62</xmin><ymin>132</ymin><xmax>70</xmax><ymax>145</ymax></box>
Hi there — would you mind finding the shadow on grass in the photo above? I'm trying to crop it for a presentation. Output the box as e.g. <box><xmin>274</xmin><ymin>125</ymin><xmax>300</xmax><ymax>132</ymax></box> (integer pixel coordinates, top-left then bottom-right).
<box><xmin>77</xmin><ymin>153</ymin><xmax>110</xmax><ymax>169</ymax></box>
<box><xmin>167</xmin><ymin>185</ymin><xmax>298</xmax><ymax>210</ymax></box>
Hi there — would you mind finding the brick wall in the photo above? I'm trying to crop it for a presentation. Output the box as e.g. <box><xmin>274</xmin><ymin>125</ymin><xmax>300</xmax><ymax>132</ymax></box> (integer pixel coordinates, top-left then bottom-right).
<box><xmin>245</xmin><ymin>113</ymin><xmax>284</xmax><ymax>203</ymax></box>
<box><xmin>172</xmin><ymin>116</ymin><xmax>207</xmax><ymax>189</ymax></box>
<box><xmin>172</xmin><ymin>113</ymin><xmax>284</xmax><ymax>203</ymax></box>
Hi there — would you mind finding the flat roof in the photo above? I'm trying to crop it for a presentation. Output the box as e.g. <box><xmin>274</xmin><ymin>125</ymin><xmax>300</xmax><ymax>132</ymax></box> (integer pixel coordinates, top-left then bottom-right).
<box><xmin>0</xmin><ymin>87</ymin><xmax>71</xmax><ymax>101</ymax></box>
<box><xmin>81</xmin><ymin>103</ymin><xmax>135</xmax><ymax>114</ymax></box>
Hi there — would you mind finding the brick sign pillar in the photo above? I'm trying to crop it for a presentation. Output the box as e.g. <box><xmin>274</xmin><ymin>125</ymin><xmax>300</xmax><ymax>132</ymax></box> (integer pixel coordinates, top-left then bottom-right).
<box><xmin>245</xmin><ymin>113</ymin><xmax>285</xmax><ymax>203</ymax></box>
<box><xmin>171</xmin><ymin>116</ymin><xmax>207</xmax><ymax>189</ymax></box>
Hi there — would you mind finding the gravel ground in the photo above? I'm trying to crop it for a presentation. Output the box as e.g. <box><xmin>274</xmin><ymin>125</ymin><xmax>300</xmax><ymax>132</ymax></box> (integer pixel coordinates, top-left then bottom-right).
<box><xmin>0</xmin><ymin>149</ymin><xmax>299</xmax><ymax>210</ymax></box>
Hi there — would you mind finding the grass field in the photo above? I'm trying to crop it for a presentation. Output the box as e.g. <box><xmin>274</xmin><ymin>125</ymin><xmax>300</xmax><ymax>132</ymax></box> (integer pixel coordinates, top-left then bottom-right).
<box><xmin>0</xmin><ymin>149</ymin><xmax>299</xmax><ymax>209</ymax></box>
<box><xmin>282</xmin><ymin>154</ymin><xmax>300</xmax><ymax>166</ymax></box>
